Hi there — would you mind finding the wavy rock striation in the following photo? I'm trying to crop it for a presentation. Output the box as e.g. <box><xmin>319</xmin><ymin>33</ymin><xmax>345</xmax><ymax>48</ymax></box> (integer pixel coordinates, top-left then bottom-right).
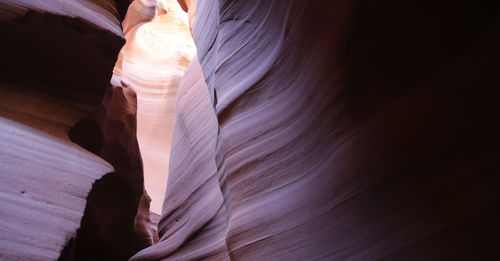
<box><xmin>0</xmin><ymin>6</ymin><xmax>122</xmax><ymax>259</ymax></box>
<box><xmin>131</xmin><ymin>55</ymin><xmax>223</xmax><ymax>260</ymax></box>
<box><xmin>114</xmin><ymin>0</ymin><xmax>195</xmax><ymax>214</ymax></box>
<box><xmin>0</xmin><ymin>0</ymin><xmax>126</xmax><ymax>36</ymax></box>
<box><xmin>0</xmin><ymin>0</ymin><xmax>156</xmax><ymax>260</ymax></box>
<box><xmin>133</xmin><ymin>0</ymin><xmax>500</xmax><ymax>260</ymax></box>
<box><xmin>0</xmin><ymin>118</ymin><xmax>113</xmax><ymax>260</ymax></box>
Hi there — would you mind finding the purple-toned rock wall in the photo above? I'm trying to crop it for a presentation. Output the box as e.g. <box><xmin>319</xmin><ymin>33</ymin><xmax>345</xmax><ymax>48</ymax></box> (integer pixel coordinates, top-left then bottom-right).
<box><xmin>0</xmin><ymin>1</ymin><xmax>155</xmax><ymax>260</ymax></box>
<box><xmin>132</xmin><ymin>0</ymin><xmax>500</xmax><ymax>260</ymax></box>
<box><xmin>1</xmin><ymin>0</ymin><xmax>499</xmax><ymax>260</ymax></box>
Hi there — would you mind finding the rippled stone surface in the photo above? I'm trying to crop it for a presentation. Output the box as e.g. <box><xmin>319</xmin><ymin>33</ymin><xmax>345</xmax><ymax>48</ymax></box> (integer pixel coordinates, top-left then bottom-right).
<box><xmin>0</xmin><ymin>1</ymin><xmax>155</xmax><ymax>260</ymax></box>
<box><xmin>0</xmin><ymin>0</ymin><xmax>124</xmax><ymax>36</ymax></box>
<box><xmin>0</xmin><ymin>118</ymin><xmax>113</xmax><ymax>260</ymax></box>
<box><xmin>114</xmin><ymin>0</ymin><xmax>195</xmax><ymax>213</ymax></box>
<box><xmin>132</xmin><ymin>0</ymin><xmax>500</xmax><ymax>260</ymax></box>
<box><xmin>1</xmin><ymin>0</ymin><xmax>499</xmax><ymax>260</ymax></box>
<box><xmin>0</xmin><ymin>1</ymin><xmax>128</xmax><ymax>260</ymax></box>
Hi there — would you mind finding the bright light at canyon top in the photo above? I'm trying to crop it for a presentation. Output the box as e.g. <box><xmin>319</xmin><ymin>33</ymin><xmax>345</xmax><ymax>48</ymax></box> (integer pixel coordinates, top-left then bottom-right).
<box><xmin>112</xmin><ymin>0</ymin><xmax>196</xmax><ymax>214</ymax></box>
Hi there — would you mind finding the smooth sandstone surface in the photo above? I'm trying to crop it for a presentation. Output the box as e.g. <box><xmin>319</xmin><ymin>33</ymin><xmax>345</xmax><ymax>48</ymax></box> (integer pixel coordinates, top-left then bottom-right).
<box><xmin>0</xmin><ymin>5</ymin><xmax>125</xmax><ymax>259</ymax></box>
<box><xmin>0</xmin><ymin>0</ymin><xmax>124</xmax><ymax>36</ymax></box>
<box><xmin>114</xmin><ymin>0</ymin><xmax>195</xmax><ymax>214</ymax></box>
<box><xmin>0</xmin><ymin>0</ymin><xmax>156</xmax><ymax>259</ymax></box>
<box><xmin>121</xmin><ymin>0</ymin><xmax>157</xmax><ymax>35</ymax></box>
<box><xmin>133</xmin><ymin>0</ymin><xmax>500</xmax><ymax>260</ymax></box>
<box><xmin>0</xmin><ymin>118</ymin><xmax>113</xmax><ymax>260</ymax></box>
<box><xmin>131</xmin><ymin>55</ymin><xmax>224</xmax><ymax>260</ymax></box>
<box><xmin>0</xmin><ymin>0</ymin><xmax>499</xmax><ymax>260</ymax></box>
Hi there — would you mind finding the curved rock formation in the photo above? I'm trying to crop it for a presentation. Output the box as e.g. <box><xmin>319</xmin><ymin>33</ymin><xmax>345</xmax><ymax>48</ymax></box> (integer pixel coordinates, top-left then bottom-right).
<box><xmin>0</xmin><ymin>0</ymin><xmax>156</xmax><ymax>260</ymax></box>
<box><xmin>0</xmin><ymin>0</ymin><xmax>125</xmax><ymax>36</ymax></box>
<box><xmin>2</xmin><ymin>0</ymin><xmax>499</xmax><ymax>260</ymax></box>
<box><xmin>132</xmin><ymin>0</ymin><xmax>500</xmax><ymax>260</ymax></box>
<box><xmin>114</xmin><ymin>0</ymin><xmax>195</xmax><ymax>213</ymax></box>
<box><xmin>0</xmin><ymin>118</ymin><xmax>113</xmax><ymax>260</ymax></box>
<box><xmin>67</xmin><ymin>82</ymin><xmax>155</xmax><ymax>260</ymax></box>
<box><xmin>131</xmin><ymin>55</ymin><xmax>223</xmax><ymax>260</ymax></box>
<box><xmin>0</xmin><ymin>4</ymin><xmax>123</xmax><ymax>258</ymax></box>
<box><xmin>121</xmin><ymin>0</ymin><xmax>156</xmax><ymax>34</ymax></box>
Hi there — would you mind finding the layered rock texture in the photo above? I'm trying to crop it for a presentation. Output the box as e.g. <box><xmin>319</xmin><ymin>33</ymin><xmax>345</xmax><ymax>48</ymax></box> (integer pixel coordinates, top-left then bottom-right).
<box><xmin>0</xmin><ymin>0</ymin><xmax>155</xmax><ymax>260</ymax></box>
<box><xmin>132</xmin><ymin>0</ymin><xmax>500</xmax><ymax>260</ymax></box>
<box><xmin>1</xmin><ymin>0</ymin><xmax>500</xmax><ymax>260</ymax></box>
<box><xmin>113</xmin><ymin>0</ymin><xmax>195</xmax><ymax>213</ymax></box>
<box><xmin>0</xmin><ymin>118</ymin><xmax>113</xmax><ymax>260</ymax></box>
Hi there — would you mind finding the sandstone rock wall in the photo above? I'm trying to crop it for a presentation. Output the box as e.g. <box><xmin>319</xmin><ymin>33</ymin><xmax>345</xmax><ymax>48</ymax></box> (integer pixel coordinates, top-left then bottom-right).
<box><xmin>0</xmin><ymin>0</ymin><xmax>155</xmax><ymax>260</ymax></box>
<box><xmin>0</xmin><ymin>118</ymin><xmax>113</xmax><ymax>260</ymax></box>
<box><xmin>114</xmin><ymin>0</ymin><xmax>195</xmax><ymax>214</ymax></box>
<box><xmin>132</xmin><ymin>0</ymin><xmax>500</xmax><ymax>260</ymax></box>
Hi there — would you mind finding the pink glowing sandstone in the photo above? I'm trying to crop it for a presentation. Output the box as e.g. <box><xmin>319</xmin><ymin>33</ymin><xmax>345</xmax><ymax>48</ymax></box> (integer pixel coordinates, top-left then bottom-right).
<box><xmin>114</xmin><ymin>0</ymin><xmax>195</xmax><ymax>213</ymax></box>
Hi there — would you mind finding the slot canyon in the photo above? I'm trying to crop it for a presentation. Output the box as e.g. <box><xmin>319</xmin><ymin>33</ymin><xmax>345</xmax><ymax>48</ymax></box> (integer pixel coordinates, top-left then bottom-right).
<box><xmin>0</xmin><ymin>0</ymin><xmax>499</xmax><ymax>260</ymax></box>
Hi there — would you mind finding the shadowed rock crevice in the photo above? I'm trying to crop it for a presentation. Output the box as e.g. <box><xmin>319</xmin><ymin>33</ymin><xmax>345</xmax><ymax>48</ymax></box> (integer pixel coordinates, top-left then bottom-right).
<box><xmin>0</xmin><ymin>10</ymin><xmax>123</xmax><ymax>141</ymax></box>
<box><xmin>67</xmin><ymin>83</ymin><xmax>157</xmax><ymax>260</ymax></box>
<box><xmin>2</xmin><ymin>0</ymin><xmax>500</xmax><ymax>260</ymax></box>
<box><xmin>0</xmin><ymin>5</ymin><xmax>130</xmax><ymax>259</ymax></box>
<box><xmin>0</xmin><ymin>3</ymin><xmax>156</xmax><ymax>260</ymax></box>
<box><xmin>0</xmin><ymin>11</ymin><xmax>124</xmax><ymax>108</ymax></box>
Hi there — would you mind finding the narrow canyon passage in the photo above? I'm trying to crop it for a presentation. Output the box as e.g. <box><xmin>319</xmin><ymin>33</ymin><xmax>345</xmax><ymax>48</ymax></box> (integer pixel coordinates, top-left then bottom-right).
<box><xmin>113</xmin><ymin>0</ymin><xmax>195</xmax><ymax>214</ymax></box>
<box><xmin>0</xmin><ymin>0</ymin><xmax>499</xmax><ymax>260</ymax></box>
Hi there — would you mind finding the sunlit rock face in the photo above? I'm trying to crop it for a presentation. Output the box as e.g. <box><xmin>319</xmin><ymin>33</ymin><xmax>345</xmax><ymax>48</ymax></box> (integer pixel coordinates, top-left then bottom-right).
<box><xmin>133</xmin><ymin>0</ymin><xmax>500</xmax><ymax>260</ymax></box>
<box><xmin>114</xmin><ymin>0</ymin><xmax>195</xmax><ymax>214</ymax></box>
<box><xmin>121</xmin><ymin>0</ymin><xmax>157</xmax><ymax>34</ymax></box>
<box><xmin>131</xmin><ymin>55</ymin><xmax>223</xmax><ymax>261</ymax></box>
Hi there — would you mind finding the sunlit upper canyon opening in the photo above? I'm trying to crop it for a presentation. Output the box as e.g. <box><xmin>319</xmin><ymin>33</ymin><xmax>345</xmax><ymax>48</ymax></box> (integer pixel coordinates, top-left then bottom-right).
<box><xmin>112</xmin><ymin>0</ymin><xmax>195</xmax><ymax>214</ymax></box>
<box><xmin>0</xmin><ymin>0</ymin><xmax>499</xmax><ymax>260</ymax></box>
